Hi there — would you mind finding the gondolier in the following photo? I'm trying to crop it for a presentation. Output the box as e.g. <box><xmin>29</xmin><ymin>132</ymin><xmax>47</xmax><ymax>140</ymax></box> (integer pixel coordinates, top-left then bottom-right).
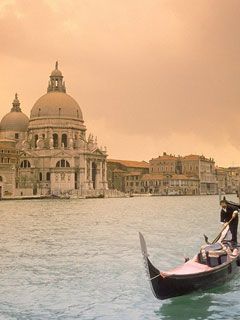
<box><xmin>220</xmin><ymin>199</ymin><xmax>239</xmax><ymax>245</ymax></box>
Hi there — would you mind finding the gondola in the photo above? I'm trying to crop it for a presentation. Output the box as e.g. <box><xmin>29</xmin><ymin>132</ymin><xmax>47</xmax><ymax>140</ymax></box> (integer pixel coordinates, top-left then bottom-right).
<box><xmin>139</xmin><ymin>219</ymin><xmax>240</xmax><ymax>300</ymax></box>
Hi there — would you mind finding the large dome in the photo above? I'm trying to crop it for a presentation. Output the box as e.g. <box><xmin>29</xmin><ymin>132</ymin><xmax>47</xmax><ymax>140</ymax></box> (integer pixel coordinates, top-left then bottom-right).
<box><xmin>0</xmin><ymin>94</ymin><xmax>29</xmax><ymax>132</ymax></box>
<box><xmin>30</xmin><ymin>91</ymin><xmax>83</xmax><ymax>120</ymax></box>
<box><xmin>30</xmin><ymin>62</ymin><xmax>83</xmax><ymax>121</ymax></box>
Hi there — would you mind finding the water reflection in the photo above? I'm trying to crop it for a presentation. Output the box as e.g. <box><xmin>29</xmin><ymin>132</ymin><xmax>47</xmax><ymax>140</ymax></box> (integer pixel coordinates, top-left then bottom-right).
<box><xmin>155</xmin><ymin>294</ymin><xmax>214</xmax><ymax>320</ymax></box>
<box><xmin>155</xmin><ymin>280</ymin><xmax>240</xmax><ymax>320</ymax></box>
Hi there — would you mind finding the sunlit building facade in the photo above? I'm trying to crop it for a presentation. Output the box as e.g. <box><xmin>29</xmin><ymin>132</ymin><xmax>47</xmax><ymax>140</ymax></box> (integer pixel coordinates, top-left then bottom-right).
<box><xmin>0</xmin><ymin>63</ymin><xmax>108</xmax><ymax>198</ymax></box>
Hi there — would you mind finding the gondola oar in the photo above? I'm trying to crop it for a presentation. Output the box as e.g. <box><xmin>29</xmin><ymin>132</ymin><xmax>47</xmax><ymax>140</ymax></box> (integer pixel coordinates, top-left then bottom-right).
<box><xmin>211</xmin><ymin>212</ymin><xmax>238</xmax><ymax>244</ymax></box>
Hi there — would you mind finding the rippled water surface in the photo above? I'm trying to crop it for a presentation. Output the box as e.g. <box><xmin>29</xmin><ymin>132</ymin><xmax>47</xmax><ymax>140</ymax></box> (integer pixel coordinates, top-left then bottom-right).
<box><xmin>0</xmin><ymin>195</ymin><xmax>240</xmax><ymax>320</ymax></box>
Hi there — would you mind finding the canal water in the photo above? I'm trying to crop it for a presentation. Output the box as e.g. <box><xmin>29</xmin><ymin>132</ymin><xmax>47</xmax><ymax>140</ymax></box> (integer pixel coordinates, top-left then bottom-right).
<box><xmin>0</xmin><ymin>195</ymin><xmax>240</xmax><ymax>319</ymax></box>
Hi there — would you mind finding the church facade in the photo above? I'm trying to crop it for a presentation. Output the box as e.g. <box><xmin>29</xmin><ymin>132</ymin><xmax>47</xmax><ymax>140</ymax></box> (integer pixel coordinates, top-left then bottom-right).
<box><xmin>0</xmin><ymin>63</ymin><xmax>108</xmax><ymax>198</ymax></box>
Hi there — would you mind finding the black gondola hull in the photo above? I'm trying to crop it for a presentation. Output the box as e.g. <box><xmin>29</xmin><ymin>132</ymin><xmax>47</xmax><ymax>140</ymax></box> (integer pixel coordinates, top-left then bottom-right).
<box><xmin>147</xmin><ymin>256</ymin><xmax>240</xmax><ymax>300</ymax></box>
<box><xmin>139</xmin><ymin>232</ymin><xmax>240</xmax><ymax>300</ymax></box>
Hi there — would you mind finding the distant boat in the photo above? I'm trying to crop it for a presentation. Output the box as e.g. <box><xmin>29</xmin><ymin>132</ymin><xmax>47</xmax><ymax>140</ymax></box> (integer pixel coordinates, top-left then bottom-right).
<box><xmin>139</xmin><ymin>221</ymin><xmax>240</xmax><ymax>300</ymax></box>
<box><xmin>51</xmin><ymin>193</ymin><xmax>70</xmax><ymax>199</ymax></box>
<box><xmin>130</xmin><ymin>193</ymin><xmax>152</xmax><ymax>197</ymax></box>
<box><xmin>167</xmin><ymin>190</ymin><xmax>179</xmax><ymax>196</ymax></box>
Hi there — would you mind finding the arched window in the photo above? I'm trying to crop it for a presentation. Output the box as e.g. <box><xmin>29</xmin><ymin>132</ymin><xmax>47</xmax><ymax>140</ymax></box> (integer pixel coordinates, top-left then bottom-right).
<box><xmin>34</xmin><ymin>135</ymin><xmax>38</xmax><ymax>148</ymax></box>
<box><xmin>46</xmin><ymin>172</ymin><xmax>51</xmax><ymax>181</ymax></box>
<box><xmin>53</xmin><ymin>133</ymin><xmax>58</xmax><ymax>148</ymax></box>
<box><xmin>20</xmin><ymin>160</ymin><xmax>31</xmax><ymax>168</ymax></box>
<box><xmin>56</xmin><ymin>159</ymin><xmax>70</xmax><ymax>168</ymax></box>
<box><xmin>39</xmin><ymin>172</ymin><xmax>42</xmax><ymax>181</ymax></box>
<box><xmin>62</xmin><ymin>134</ymin><xmax>67</xmax><ymax>148</ymax></box>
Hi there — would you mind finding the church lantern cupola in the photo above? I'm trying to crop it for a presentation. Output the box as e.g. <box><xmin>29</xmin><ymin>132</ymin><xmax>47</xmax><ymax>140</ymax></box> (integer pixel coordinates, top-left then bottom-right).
<box><xmin>47</xmin><ymin>61</ymin><xmax>66</xmax><ymax>93</ymax></box>
<box><xmin>11</xmin><ymin>93</ymin><xmax>21</xmax><ymax>112</ymax></box>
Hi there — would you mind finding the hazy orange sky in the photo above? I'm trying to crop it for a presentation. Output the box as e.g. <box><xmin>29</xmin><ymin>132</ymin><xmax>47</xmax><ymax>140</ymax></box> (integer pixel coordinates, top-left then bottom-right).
<box><xmin>0</xmin><ymin>0</ymin><xmax>240</xmax><ymax>167</ymax></box>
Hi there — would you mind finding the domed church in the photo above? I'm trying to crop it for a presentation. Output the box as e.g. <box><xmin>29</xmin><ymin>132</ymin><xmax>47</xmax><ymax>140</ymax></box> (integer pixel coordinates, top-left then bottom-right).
<box><xmin>0</xmin><ymin>62</ymin><xmax>108</xmax><ymax>198</ymax></box>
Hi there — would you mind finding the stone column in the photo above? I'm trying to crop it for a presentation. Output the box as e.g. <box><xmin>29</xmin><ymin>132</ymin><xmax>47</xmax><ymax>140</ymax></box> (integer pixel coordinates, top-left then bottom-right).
<box><xmin>100</xmin><ymin>161</ymin><xmax>103</xmax><ymax>188</ymax></box>
<box><xmin>103</xmin><ymin>161</ymin><xmax>108</xmax><ymax>190</ymax></box>
<box><xmin>58</xmin><ymin>130</ymin><xmax>61</xmax><ymax>149</ymax></box>
<box><xmin>89</xmin><ymin>160</ymin><xmax>92</xmax><ymax>181</ymax></box>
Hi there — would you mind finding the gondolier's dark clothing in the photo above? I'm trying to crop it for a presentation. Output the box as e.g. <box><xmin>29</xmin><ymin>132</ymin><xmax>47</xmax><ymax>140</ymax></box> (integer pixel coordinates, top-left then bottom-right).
<box><xmin>220</xmin><ymin>205</ymin><xmax>239</xmax><ymax>243</ymax></box>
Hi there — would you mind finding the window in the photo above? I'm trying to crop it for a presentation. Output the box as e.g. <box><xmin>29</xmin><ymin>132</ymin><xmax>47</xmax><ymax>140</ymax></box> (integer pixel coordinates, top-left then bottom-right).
<box><xmin>15</xmin><ymin>133</ymin><xmax>19</xmax><ymax>139</ymax></box>
<box><xmin>53</xmin><ymin>134</ymin><xmax>58</xmax><ymax>148</ymax></box>
<box><xmin>56</xmin><ymin>159</ymin><xmax>70</xmax><ymax>168</ymax></box>
<box><xmin>62</xmin><ymin>134</ymin><xmax>67</xmax><ymax>148</ymax></box>
<box><xmin>39</xmin><ymin>172</ymin><xmax>42</xmax><ymax>181</ymax></box>
<box><xmin>34</xmin><ymin>135</ymin><xmax>38</xmax><ymax>148</ymax></box>
<box><xmin>0</xmin><ymin>176</ymin><xmax>2</xmax><ymax>182</ymax></box>
<box><xmin>20</xmin><ymin>160</ymin><xmax>31</xmax><ymax>168</ymax></box>
<box><xmin>46</xmin><ymin>172</ymin><xmax>51</xmax><ymax>181</ymax></box>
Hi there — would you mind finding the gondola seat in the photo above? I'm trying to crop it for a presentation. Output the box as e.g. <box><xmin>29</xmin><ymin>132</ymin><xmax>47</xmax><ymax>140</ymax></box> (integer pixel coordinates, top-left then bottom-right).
<box><xmin>206</xmin><ymin>250</ymin><xmax>228</xmax><ymax>267</ymax></box>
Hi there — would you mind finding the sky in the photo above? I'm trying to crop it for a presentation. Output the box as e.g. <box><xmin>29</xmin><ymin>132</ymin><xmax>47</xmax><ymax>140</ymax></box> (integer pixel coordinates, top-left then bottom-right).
<box><xmin>0</xmin><ymin>0</ymin><xmax>240</xmax><ymax>167</ymax></box>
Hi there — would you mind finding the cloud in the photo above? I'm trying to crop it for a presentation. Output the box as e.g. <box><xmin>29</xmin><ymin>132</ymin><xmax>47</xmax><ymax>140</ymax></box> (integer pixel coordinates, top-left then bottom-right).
<box><xmin>0</xmin><ymin>0</ymin><xmax>240</xmax><ymax>166</ymax></box>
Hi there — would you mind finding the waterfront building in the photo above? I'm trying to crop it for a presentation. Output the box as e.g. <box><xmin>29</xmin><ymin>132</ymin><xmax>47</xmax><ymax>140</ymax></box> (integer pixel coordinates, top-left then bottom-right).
<box><xmin>107</xmin><ymin>159</ymin><xmax>149</xmax><ymax>192</ymax></box>
<box><xmin>182</xmin><ymin>155</ymin><xmax>217</xmax><ymax>194</ymax></box>
<box><xmin>216</xmin><ymin>166</ymin><xmax>240</xmax><ymax>194</ymax></box>
<box><xmin>147</xmin><ymin>153</ymin><xmax>218</xmax><ymax>195</ymax></box>
<box><xmin>0</xmin><ymin>139</ymin><xmax>18</xmax><ymax>198</ymax></box>
<box><xmin>124</xmin><ymin>173</ymin><xmax>199</xmax><ymax>195</ymax></box>
<box><xmin>0</xmin><ymin>63</ymin><xmax>108</xmax><ymax>198</ymax></box>
<box><xmin>149</xmin><ymin>152</ymin><xmax>182</xmax><ymax>174</ymax></box>
<box><xmin>227</xmin><ymin>167</ymin><xmax>240</xmax><ymax>194</ymax></box>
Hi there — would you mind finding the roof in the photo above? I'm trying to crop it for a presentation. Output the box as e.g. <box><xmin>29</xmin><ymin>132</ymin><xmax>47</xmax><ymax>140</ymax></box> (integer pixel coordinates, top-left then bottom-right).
<box><xmin>183</xmin><ymin>154</ymin><xmax>214</xmax><ymax>162</ymax></box>
<box><xmin>112</xmin><ymin>169</ymin><xmax>126</xmax><ymax>173</ymax></box>
<box><xmin>107</xmin><ymin>159</ymin><xmax>149</xmax><ymax>168</ymax></box>
<box><xmin>171</xmin><ymin>174</ymin><xmax>199</xmax><ymax>180</ymax></box>
<box><xmin>125</xmin><ymin>171</ymin><xmax>142</xmax><ymax>176</ymax></box>
<box><xmin>0</xmin><ymin>139</ymin><xmax>16</xmax><ymax>148</ymax></box>
<box><xmin>141</xmin><ymin>174</ymin><xmax>165</xmax><ymax>180</ymax></box>
<box><xmin>183</xmin><ymin>155</ymin><xmax>200</xmax><ymax>160</ymax></box>
<box><xmin>150</xmin><ymin>155</ymin><xmax>178</xmax><ymax>162</ymax></box>
<box><xmin>141</xmin><ymin>173</ymin><xmax>199</xmax><ymax>181</ymax></box>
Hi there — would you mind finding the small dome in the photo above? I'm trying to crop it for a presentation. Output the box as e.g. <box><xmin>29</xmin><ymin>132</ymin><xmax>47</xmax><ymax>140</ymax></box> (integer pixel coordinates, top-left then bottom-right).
<box><xmin>0</xmin><ymin>111</ymin><xmax>29</xmax><ymax>132</ymax></box>
<box><xmin>0</xmin><ymin>94</ymin><xmax>29</xmax><ymax>132</ymax></box>
<box><xmin>51</xmin><ymin>69</ymin><xmax>63</xmax><ymax>77</ymax></box>
<box><xmin>30</xmin><ymin>91</ymin><xmax>83</xmax><ymax>120</ymax></box>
